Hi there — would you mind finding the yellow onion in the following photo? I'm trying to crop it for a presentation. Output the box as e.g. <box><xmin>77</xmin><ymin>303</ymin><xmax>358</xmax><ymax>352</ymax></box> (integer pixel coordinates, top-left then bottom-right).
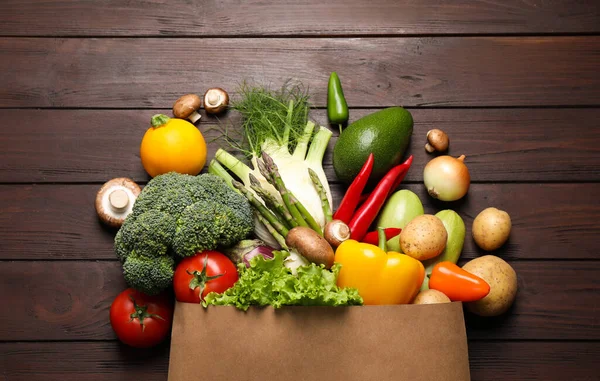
<box><xmin>423</xmin><ymin>155</ymin><xmax>470</xmax><ymax>201</ymax></box>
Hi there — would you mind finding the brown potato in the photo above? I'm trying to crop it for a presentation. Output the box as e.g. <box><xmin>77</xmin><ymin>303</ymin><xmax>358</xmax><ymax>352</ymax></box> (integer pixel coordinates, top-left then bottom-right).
<box><xmin>462</xmin><ymin>255</ymin><xmax>517</xmax><ymax>317</ymax></box>
<box><xmin>472</xmin><ymin>207</ymin><xmax>511</xmax><ymax>251</ymax></box>
<box><xmin>400</xmin><ymin>214</ymin><xmax>448</xmax><ymax>261</ymax></box>
<box><xmin>412</xmin><ymin>289</ymin><xmax>451</xmax><ymax>305</ymax></box>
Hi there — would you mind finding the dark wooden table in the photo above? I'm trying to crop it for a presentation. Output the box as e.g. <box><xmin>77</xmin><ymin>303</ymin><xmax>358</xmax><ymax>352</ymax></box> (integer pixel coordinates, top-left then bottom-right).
<box><xmin>1</xmin><ymin>1</ymin><xmax>599</xmax><ymax>380</ymax></box>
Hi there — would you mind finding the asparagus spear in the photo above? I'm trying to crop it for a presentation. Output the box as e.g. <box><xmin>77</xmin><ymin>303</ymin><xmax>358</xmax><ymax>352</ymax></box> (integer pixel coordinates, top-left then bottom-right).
<box><xmin>248</xmin><ymin>173</ymin><xmax>296</xmax><ymax>229</ymax></box>
<box><xmin>288</xmin><ymin>192</ymin><xmax>323</xmax><ymax>235</ymax></box>
<box><xmin>260</xmin><ymin>152</ymin><xmax>308</xmax><ymax>228</ymax></box>
<box><xmin>253</xmin><ymin>211</ymin><xmax>288</xmax><ymax>249</ymax></box>
<box><xmin>308</xmin><ymin>168</ymin><xmax>332</xmax><ymax>223</ymax></box>
<box><xmin>232</xmin><ymin>180</ymin><xmax>289</xmax><ymax>237</ymax></box>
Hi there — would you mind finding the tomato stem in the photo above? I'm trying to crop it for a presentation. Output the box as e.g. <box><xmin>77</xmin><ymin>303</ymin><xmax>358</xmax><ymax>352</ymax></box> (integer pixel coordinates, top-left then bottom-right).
<box><xmin>187</xmin><ymin>254</ymin><xmax>225</xmax><ymax>302</ymax></box>
<box><xmin>128</xmin><ymin>295</ymin><xmax>165</xmax><ymax>332</ymax></box>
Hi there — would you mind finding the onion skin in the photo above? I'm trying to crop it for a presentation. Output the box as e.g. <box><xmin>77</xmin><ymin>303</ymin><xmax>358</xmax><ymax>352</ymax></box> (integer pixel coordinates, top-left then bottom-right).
<box><xmin>423</xmin><ymin>155</ymin><xmax>470</xmax><ymax>201</ymax></box>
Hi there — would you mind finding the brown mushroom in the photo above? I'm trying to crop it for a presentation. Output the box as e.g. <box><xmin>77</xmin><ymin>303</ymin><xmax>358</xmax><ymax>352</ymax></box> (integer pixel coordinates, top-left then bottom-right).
<box><xmin>323</xmin><ymin>219</ymin><xmax>351</xmax><ymax>248</ymax></box>
<box><xmin>173</xmin><ymin>94</ymin><xmax>202</xmax><ymax>123</ymax></box>
<box><xmin>425</xmin><ymin>129</ymin><xmax>449</xmax><ymax>153</ymax></box>
<box><xmin>203</xmin><ymin>88</ymin><xmax>229</xmax><ymax>114</ymax></box>
<box><xmin>95</xmin><ymin>178</ymin><xmax>141</xmax><ymax>227</ymax></box>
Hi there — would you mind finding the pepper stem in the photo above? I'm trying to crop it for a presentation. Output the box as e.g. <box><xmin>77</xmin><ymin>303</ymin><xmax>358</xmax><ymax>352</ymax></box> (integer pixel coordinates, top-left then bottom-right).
<box><xmin>151</xmin><ymin>114</ymin><xmax>171</xmax><ymax>128</ymax></box>
<box><xmin>377</xmin><ymin>227</ymin><xmax>388</xmax><ymax>252</ymax></box>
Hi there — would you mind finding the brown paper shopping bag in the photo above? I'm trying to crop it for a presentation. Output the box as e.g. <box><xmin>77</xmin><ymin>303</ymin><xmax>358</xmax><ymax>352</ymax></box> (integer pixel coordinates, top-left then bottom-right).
<box><xmin>168</xmin><ymin>302</ymin><xmax>470</xmax><ymax>381</ymax></box>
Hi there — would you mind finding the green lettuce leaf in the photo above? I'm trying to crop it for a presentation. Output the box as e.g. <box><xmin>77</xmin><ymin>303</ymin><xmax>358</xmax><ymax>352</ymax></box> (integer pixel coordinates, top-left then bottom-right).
<box><xmin>203</xmin><ymin>251</ymin><xmax>363</xmax><ymax>310</ymax></box>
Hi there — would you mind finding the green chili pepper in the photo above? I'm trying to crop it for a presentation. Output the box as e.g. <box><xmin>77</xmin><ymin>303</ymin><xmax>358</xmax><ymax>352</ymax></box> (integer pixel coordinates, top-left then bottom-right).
<box><xmin>327</xmin><ymin>72</ymin><xmax>349</xmax><ymax>133</ymax></box>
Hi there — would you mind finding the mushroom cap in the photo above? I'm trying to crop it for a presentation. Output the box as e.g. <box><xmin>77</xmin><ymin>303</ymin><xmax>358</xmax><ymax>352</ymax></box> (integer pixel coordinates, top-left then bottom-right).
<box><xmin>203</xmin><ymin>88</ymin><xmax>229</xmax><ymax>114</ymax></box>
<box><xmin>95</xmin><ymin>178</ymin><xmax>141</xmax><ymax>228</ymax></box>
<box><xmin>426</xmin><ymin>129</ymin><xmax>449</xmax><ymax>152</ymax></box>
<box><xmin>173</xmin><ymin>94</ymin><xmax>202</xmax><ymax>118</ymax></box>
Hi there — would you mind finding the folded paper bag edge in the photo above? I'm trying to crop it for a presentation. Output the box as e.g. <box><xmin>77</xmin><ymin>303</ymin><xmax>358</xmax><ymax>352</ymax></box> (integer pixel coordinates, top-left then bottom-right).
<box><xmin>168</xmin><ymin>302</ymin><xmax>470</xmax><ymax>381</ymax></box>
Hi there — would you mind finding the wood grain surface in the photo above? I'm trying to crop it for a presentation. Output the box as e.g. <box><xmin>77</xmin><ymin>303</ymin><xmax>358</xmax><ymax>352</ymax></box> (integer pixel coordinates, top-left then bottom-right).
<box><xmin>1</xmin><ymin>341</ymin><xmax>598</xmax><ymax>381</ymax></box>
<box><xmin>1</xmin><ymin>108</ymin><xmax>599</xmax><ymax>183</ymax></box>
<box><xmin>0</xmin><ymin>261</ymin><xmax>598</xmax><ymax>342</ymax></box>
<box><xmin>1</xmin><ymin>37</ymin><xmax>599</xmax><ymax>108</ymax></box>
<box><xmin>1</xmin><ymin>183</ymin><xmax>598</xmax><ymax>261</ymax></box>
<box><xmin>2</xmin><ymin>1</ymin><xmax>599</xmax><ymax>380</ymax></box>
<box><xmin>0</xmin><ymin>0</ymin><xmax>598</xmax><ymax>36</ymax></box>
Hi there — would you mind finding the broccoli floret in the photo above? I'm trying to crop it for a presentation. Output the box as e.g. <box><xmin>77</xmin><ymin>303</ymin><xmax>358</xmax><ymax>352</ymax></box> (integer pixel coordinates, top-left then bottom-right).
<box><xmin>114</xmin><ymin>172</ymin><xmax>254</xmax><ymax>295</ymax></box>
<box><xmin>122</xmin><ymin>254</ymin><xmax>175</xmax><ymax>295</ymax></box>
<box><xmin>172</xmin><ymin>199</ymin><xmax>253</xmax><ymax>257</ymax></box>
<box><xmin>132</xmin><ymin>172</ymin><xmax>206</xmax><ymax>218</ymax></box>
<box><xmin>115</xmin><ymin>211</ymin><xmax>175</xmax><ymax>258</ymax></box>
<box><xmin>193</xmin><ymin>173</ymin><xmax>254</xmax><ymax>228</ymax></box>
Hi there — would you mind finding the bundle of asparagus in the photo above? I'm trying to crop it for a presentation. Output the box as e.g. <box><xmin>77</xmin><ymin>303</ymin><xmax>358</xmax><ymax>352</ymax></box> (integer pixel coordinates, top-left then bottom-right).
<box><xmin>232</xmin><ymin>152</ymin><xmax>332</xmax><ymax>248</ymax></box>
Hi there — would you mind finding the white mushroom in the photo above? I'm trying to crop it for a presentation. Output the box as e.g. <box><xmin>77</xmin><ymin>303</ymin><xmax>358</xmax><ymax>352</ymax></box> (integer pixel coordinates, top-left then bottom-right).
<box><xmin>203</xmin><ymin>88</ymin><xmax>229</xmax><ymax>114</ymax></box>
<box><xmin>95</xmin><ymin>178</ymin><xmax>141</xmax><ymax>227</ymax></box>
<box><xmin>173</xmin><ymin>94</ymin><xmax>202</xmax><ymax>123</ymax></box>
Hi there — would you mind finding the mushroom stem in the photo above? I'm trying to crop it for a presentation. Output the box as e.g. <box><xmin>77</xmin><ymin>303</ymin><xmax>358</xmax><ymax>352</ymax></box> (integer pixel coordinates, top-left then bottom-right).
<box><xmin>109</xmin><ymin>189</ymin><xmax>130</xmax><ymax>211</ymax></box>
<box><xmin>187</xmin><ymin>110</ymin><xmax>201</xmax><ymax>124</ymax></box>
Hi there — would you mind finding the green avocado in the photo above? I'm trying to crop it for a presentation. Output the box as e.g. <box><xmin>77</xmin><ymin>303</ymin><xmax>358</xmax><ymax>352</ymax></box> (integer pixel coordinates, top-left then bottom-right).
<box><xmin>333</xmin><ymin>107</ymin><xmax>413</xmax><ymax>186</ymax></box>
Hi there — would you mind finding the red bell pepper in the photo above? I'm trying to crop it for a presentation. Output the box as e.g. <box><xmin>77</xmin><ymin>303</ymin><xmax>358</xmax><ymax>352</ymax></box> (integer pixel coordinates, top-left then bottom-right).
<box><xmin>361</xmin><ymin>227</ymin><xmax>402</xmax><ymax>245</ymax></box>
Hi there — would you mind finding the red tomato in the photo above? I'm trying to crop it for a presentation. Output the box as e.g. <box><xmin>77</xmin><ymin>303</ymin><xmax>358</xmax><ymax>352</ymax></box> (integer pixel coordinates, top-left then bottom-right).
<box><xmin>109</xmin><ymin>288</ymin><xmax>173</xmax><ymax>348</ymax></box>
<box><xmin>174</xmin><ymin>250</ymin><xmax>239</xmax><ymax>303</ymax></box>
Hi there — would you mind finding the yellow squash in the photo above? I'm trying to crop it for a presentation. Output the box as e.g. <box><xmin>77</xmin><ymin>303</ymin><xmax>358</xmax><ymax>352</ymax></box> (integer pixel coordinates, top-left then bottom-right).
<box><xmin>140</xmin><ymin>114</ymin><xmax>207</xmax><ymax>178</ymax></box>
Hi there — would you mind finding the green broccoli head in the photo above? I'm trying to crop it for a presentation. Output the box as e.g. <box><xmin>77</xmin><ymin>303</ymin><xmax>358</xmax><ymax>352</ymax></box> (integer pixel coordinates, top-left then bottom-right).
<box><xmin>193</xmin><ymin>173</ymin><xmax>254</xmax><ymax>230</ymax></box>
<box><xmin>114</xmin><ymin>211</ymin><xmax>175</xmax><ymax>260</ymax></box>
<box><xmin>132</xmin><ymin>172</ymin><xmax>206</xmax><ymax>218</ymax></box>
<box><xmin>122</xmin><ymin>254</ymin><xmax>175</xmax><ymax>295</ymax></box>
<box><xmin>114</xmin><ymin>172</ymin><xmax>254</xmax><ymax>295</ymax></box>
<box><xmin>172</xmin><ymin>199</ymin><xmax>253</xmax><ymax>257</ymax></box>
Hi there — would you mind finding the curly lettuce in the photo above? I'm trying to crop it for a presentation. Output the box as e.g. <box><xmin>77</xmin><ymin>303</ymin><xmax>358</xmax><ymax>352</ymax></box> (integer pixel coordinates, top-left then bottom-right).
<box><xmin>203</xmin><ymin>251</ymin><xmax>363</xmax><ymax>311</ymax></box>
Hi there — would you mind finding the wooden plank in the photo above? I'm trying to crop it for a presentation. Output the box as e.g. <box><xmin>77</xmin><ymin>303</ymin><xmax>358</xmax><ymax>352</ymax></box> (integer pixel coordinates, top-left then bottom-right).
<box><xmin>2</xmin><ymin>341</ymin><xmax>599</xmax><ymax>381</ymax></box>
<box><xmin>0</xmin><ymin>0</ymin><xmax>598</xmax><ymax>37</ymax></box>
<box><xmin>1</xmin><ymin>37</ymin><xmax>599</xmax><ymax>108</ymax></box>
<box><xmin>1</xmin><ymin>108</ymin><xmax>599</xmax><ymax>183</ymax></box>
<box><xmin>0</xmin><ymin>261</ymin><xmax>597</xmax><ymax>341</ymax></box>
<box><xmin>1</xmin><ymin>183</ymin><xmax>597</xmax><ymax>261</ymax></box>
<box><xmin>0</xmin><ymin>184</ymin><xmax>600</xmax><ymax>260</ymax></box>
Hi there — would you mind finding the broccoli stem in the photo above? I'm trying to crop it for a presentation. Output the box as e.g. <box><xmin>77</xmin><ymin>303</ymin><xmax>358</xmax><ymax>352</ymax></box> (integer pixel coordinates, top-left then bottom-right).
<box><xmin>208</xmin><ymin>160</ymin><xmax>237</xmax><ymax>192</ymax></box>
<box><xmin>214</xmin><ymin>148</ymin><xmax>253</xmax><ymax>185</ymax></box>
<box><xmin>308</xmin><ymin>168</ymin><xmax>332</xmax><ymax>223</ymax></box>
<box><xmin>292</xmin><ymin>121</ymin><xmax>315</xmax><ymax>160</ymax></box>
<box><xmin>254</xmin><ymin>211</ymin><xmax>288</xmax><ymax>249</ymax></box>
<box><xmin>232</xmin><ymin>180</ymin><xmax>289</xmax><ymax>237</ymax></box>
<box><xmin>289</xmin><ymin>192</ymin><xmax>323</xmax><ymax>235</ymax></box>
<box><xmin>260</xmin><ymin>152</ymin><xmax>308</xmax><ymax>228</ymax></box>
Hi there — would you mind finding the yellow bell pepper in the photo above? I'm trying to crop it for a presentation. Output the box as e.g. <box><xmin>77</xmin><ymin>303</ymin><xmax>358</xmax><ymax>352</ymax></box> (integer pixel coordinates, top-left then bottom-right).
<box><xmin>334</xmin><ymin>229</ymin><xmax>425</xmax><ymax>305</ymax></box>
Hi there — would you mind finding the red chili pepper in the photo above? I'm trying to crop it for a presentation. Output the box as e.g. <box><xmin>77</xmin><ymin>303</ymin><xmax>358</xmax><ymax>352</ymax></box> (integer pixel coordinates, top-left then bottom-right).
<box><xmin>333</xmin><ymin>153</ymin><xmax>374</xmax><ymax>224</ymax></box>
<box><xmin>348</xmin><ymin>155</ymin><xmax>414</xmax><ymax>241</ymax></box>
<box><xmin>361</xmin><ymin>228</ymin><xmax>402</xmax><ymax>245</ymax></box>
<box><xmin>356</xmin><ymin>158</ymin><xmax>412</xmax><ymax>206</ymax></box>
